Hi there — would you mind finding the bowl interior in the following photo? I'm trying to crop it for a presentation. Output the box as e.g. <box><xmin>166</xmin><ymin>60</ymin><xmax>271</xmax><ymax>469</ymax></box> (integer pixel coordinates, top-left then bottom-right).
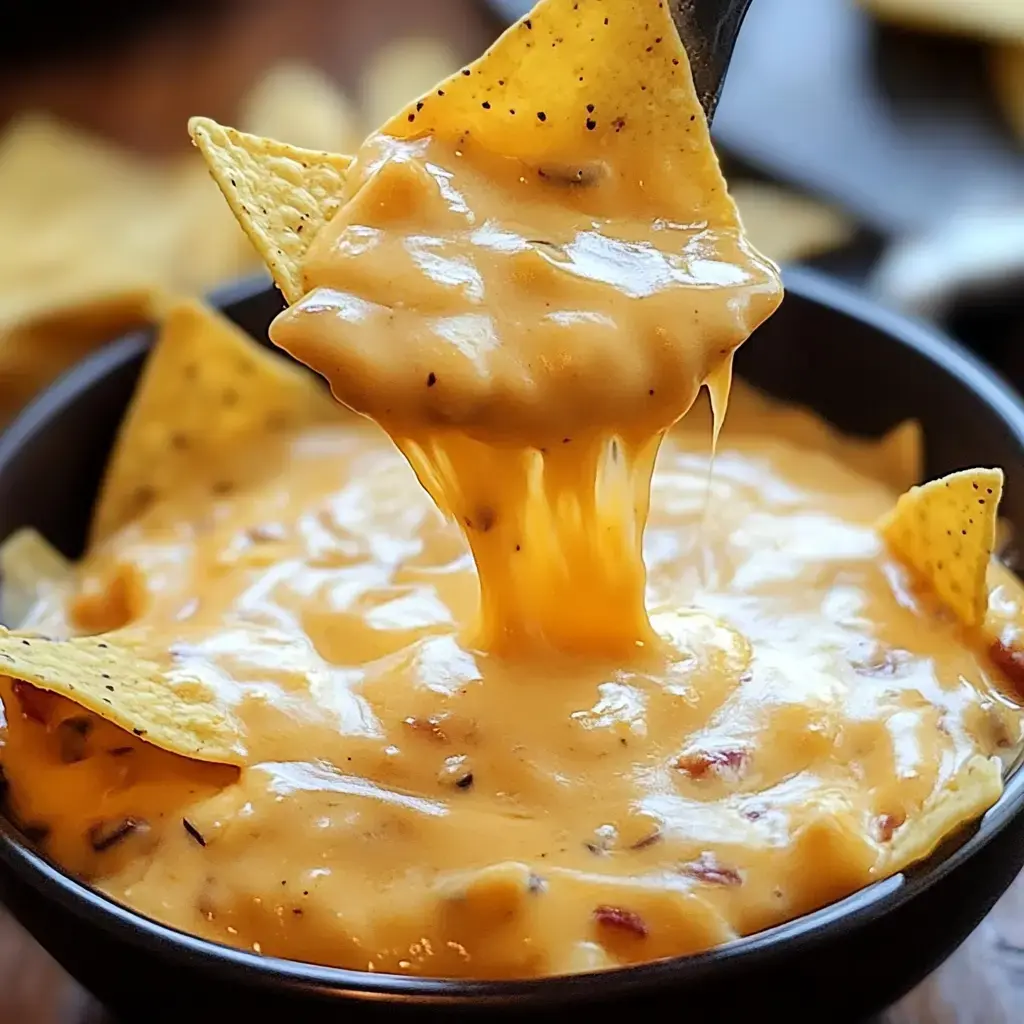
<box><xmin>1</xmin><ymin>266</ymin><xmax>1023</xmax><ymax>1000</ymax></box>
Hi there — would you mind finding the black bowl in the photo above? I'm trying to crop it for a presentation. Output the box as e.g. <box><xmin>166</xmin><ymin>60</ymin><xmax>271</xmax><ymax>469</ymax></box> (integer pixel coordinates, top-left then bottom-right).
<box><xmin>1</xmin><ymin>269</ymin><xmax>1023</xmax><ymax>1023</ymax></box>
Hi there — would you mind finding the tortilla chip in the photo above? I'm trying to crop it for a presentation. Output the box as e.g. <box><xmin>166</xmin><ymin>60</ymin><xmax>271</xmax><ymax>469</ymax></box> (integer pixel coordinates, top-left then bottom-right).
<box><xmin>0</xmin><ymin>112</ymin><xmax>267</xmax><ymax>426</ymax></box>
<box><xmin>729</xmin><ymin>182</ymin><xmax>855</xmax><ymax>263</ymax></box>
<box><xmin>0</xmin><ymin>629</ymin><xmax>244</xmax><ymax>764</ymax></box>
<box><xmin>379</xmin><ymin>0</ymin><xmax>738</xmax><ymax>226</ymax></box>
<box><xmin>859</xmin><ymin>0</ymin><xmax>1024</xmax><ymax>41</ymax></box>
<box><xmin>882</xmin><ymin>755</ymin><xmax>1003</xmax><ymax>873</ymax></box>
<box><xmin>0</xmin><ymin>289</ymin><xmax>156</xmax><ymax>430</ymax></box>
<box><xmin>89</xmin><ymin>298</ymin><xmax>334</xmax><ymax>546</ymax></box>
<box><xmin>190</xmin><ymin>0</ymin><xmax>744</xmax><ymax>307</ymax></box>
<box><xmin>880</xmin><ymin>468</ymin><xmax>1004</xmax><ymax>627</ymax></box>
<box><xmin>188</xmin><ymin>117</ymin><xmax>353</xmax><ymax>303</ymax></box>
<box><xmin>0</xmin><ymin>529</ymin><xmax>72</xmax><ymax>628</ymax></box>
<box><xmin>242</xmin><ymin>62</ymin><xmax>366</xmax><ymax>155</ymax></box>
<box><xmin>992</xmin><ymin>44</ymin><xmax>1024</xmax><ymax>139</ymax></box>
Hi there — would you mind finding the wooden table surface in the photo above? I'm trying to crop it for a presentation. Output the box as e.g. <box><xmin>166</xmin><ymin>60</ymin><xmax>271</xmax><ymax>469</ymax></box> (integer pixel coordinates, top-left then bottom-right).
<box><xmin>2</xmin><ymin>870</ymin><xmax>1022</xmax><ymax>1023</ymax></box>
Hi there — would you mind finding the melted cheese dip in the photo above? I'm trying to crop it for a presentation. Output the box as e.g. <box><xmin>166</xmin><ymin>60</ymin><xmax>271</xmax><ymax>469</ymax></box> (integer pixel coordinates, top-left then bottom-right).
<box><xmin>1</xmin><ymin>387</ymin><xmax>1020</xmax><ymax>977</ymax></box>
<box><xmin>2</xmin><ymin>6</ymin><xmax>1020</xmax><ymax>977</ymax></box>
<box><xmin>271</xmin><ymin>129</ymin><xmax>779</xmax><ymax>659</ymax></box>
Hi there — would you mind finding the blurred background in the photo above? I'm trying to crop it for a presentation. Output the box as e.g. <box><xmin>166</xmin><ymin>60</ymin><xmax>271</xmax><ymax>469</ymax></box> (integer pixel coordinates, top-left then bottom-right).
<box><xmin>0</xmin><ymin>0</ymin><xmax>1021</xmax><ymax>432</ymax></box>
<box><xmin>0</xmin><ymin>0</ymin><xmax>1021</xmax><ymax>1020</ymax></box>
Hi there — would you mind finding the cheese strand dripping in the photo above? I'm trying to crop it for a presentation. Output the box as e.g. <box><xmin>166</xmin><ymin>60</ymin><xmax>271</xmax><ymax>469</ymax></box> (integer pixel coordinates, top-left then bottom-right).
<box><xmin>198</xmin><ymin>0</ymin><xmax>784</xmax><ymax>656</ymax></box>
<box><xmin>270</xmin><ymin>2</ymin><xmax>781</xmax><ymax>656</ymax></box>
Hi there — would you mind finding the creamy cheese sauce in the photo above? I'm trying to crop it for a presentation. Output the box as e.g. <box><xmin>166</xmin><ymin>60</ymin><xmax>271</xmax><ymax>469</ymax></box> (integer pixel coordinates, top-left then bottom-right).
<box><xmin>2</xmin><ymin>2</ymin><xmax>1020</xmax><ymax>979</ymax></box>
<box><xmin>1</xmin><ymin>389</ymin><xmax>1020</xmax><ymax>977</ymax></box>
<box><xmin>270</xmin><ymin>131</ymin><xmax>780</xmax><ymax>657</ymax></box>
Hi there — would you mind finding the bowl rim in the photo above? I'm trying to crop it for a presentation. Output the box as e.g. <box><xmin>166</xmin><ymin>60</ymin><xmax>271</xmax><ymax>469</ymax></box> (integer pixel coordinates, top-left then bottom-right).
<box><xmin>1</xmin><ymin>265</ymin><xmax>1023</xmax><ymax>1003</ymax></box>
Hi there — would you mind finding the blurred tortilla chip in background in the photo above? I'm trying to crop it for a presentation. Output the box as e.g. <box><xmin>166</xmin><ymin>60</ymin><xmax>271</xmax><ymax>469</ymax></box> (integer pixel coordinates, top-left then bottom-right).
<box><xmin>0</xmin><ymin>56</ymin><xmax>388</xmax><ymax>432</ymax></box>
<box><xmin>240</xmin><ymin>62</ymin><xmax>366</xmax><ymax>155</ymax></box>
<box><xmin>0</xmin><ymin>112</ymin><xmax>257</xmax><ymax>428</ymax></box>
<box><xmin>0</xmin><ymin>33</ymin><xmax>482</xmax><ymax>432</ymax></box>
<box><xmin>729</xmin><ymin>182</ymin><xmax>856</xmax><ymax>264</ymax></box>
<box><xmin>859</xmin><ymin>0</ymin><xmax>1024</xmax><ymax>41</ymax></box>
<box><xmin>991</xmin><ymin>44</ymin><xmax>1024</xmax><ymax>140</ymax></box>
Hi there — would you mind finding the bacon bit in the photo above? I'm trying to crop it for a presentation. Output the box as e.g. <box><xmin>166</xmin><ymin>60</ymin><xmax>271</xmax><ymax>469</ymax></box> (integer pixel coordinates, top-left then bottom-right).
<box><xmin>88</xmin><ymin>817</ymin><xmax>146</xmax><ymax>853</ymax></box>
<box><xmin>989</xmin><ymin>640</ymin><xmax>1024</xmax><ymax>699</ymax></box>
<box><xmin>12</xmin><ymin>681</ymin><xmax>54</xmax><ymax>725</ymax></box>
<box><xmin>403</xmin><ymin>716</ymin><xmax>449</xmax><ymax>743</ymax></box>
<box><xmin>674</xmin><ymin>747</ymin><xmax>746</xmax><ymax>779</ymax></box>
<box><xmin>874</xmin><ymin>811</ymin><xmax>906</xmax><ymax>842</ymax></box>
<box><xmin>679</xmin><ymin>852</ymin><xmax>742</xmax><ymax>886</ymax></box>
<box><xmin>594</xmin><ymin>905</ymin><xmax>648</xmax><ymax>938</ymax></box>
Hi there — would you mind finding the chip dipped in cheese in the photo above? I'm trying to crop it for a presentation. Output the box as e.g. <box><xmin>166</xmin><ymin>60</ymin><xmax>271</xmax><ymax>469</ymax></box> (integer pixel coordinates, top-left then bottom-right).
<box><xmin>0</xmin><ymin>0</ymin><xmax>1019</xmax><ymax>989</ymax></box>
<box><xmin>881</xmin><ymin>468</ymin><xmax>1004</xmax><ymax>627</ymax></box>
<box><xmin>0</xmin><ymin>629</ymin><xmax>244</xmax><ymax>764</ymax></box>
<box><xmin>194</xmin><ymin>0</ymin><xmax>783</xmax><ymax>656</ymax></box>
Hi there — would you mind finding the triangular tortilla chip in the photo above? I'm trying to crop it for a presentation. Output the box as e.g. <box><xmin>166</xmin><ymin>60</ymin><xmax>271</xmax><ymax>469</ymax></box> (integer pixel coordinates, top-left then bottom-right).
<box><xmin>992</xmin><ymin>44</ymin><xmax>1024</xmax><ymax>140</ymax></box>
<box><xmin>190</xmin><ymin>0</ymin><xmax>748</xmax><ymax>307</ymax></box>
<box><xmin>241</xmin><ymin>62</ymin><xmax>366</xmax><ymax>155</ymax></box>
<box><xmin>881</xmin><ymin>755</ymin><xmax>1003</xmax><ymax>873</ymax></box>
<box><xmin>89</xmin><ymin>297</ymin><xmax>334</xmax><ymax>545</ymax></box>
<box><xmin>859</xmin><ymin>0</ymin><xmax>1024</xmax><ymax>41</ymax></box>
<box><xmin>0</xmin><ymin>629</ymin><xmax>245</xmax><ymax>764</ymax></box>
<box><xmin>0</xmin><ymin>528</ymin><xmax>72</xmax><ymax>628</ymax></box>
<box><xmin>880</xmin><ymin>467</ymin><xmax>1004</xmax><ymax>627</ymax></box>
<box><xmin>188</xmin><ymin>117</ymin><xmax>352</xmax><ymax>303</ymax></box>
<box><xmin>376</xmin><ymin>0</ymin><xmax>739</xmax><ymax>226</ymax></box>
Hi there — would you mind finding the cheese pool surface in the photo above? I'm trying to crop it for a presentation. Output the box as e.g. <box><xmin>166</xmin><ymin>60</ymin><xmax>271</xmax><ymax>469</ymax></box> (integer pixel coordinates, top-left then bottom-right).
<box><xmin>2</xmin><ymin>391</ymin><xmax>1019</xmax><ymax>978</ymax></box>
